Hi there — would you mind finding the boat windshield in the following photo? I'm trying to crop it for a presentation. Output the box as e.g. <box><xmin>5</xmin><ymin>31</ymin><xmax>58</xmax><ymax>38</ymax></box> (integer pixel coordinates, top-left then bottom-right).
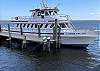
<box><xmin>45</xmin><ymin>11</ymin><xmax>49</xmax><ymax>16</ymax></box>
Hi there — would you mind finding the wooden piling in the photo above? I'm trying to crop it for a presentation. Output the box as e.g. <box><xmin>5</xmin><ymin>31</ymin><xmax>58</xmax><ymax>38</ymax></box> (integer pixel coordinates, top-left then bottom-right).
<box><xmin>57</xmin><ymin>25</ymin><xmax>61</xmax><ymax>48</ymax></box>
<box><xmin>8</xmin><ymin>24</ymin><xmax>12</xmax><ymax>47</ymax></box>
<box><xmin>22</xmin><ymin>35</ymin><xmax>26</xmax><ymax>49</ymax></box>
<box><xmin>42</xmin><ymin>37</ymin><xmax>51</xmax><ymax>52</ymax></box>
<box><xmin>47</xmin><ymin>37</ymin><xmax>51</xmax><ymax>52</ymax></box>
<box><xmin>53</xmin><ymin>19</ymin><xmax>57</xmax><ymax>40</ymax></box>
<box><xmin>53</xmin><ymin>19</ymin><xmax>60</xmax><ymax>48</ymax></box>
<box><xmin>0</xmin><ymin>25</ymin><xmax>1</xmax><ymax>32</ymax></box>
<box><xmin>42</xmin><ymin>37</ymin><xmax>47</xmax><ymax>51</ymax></box>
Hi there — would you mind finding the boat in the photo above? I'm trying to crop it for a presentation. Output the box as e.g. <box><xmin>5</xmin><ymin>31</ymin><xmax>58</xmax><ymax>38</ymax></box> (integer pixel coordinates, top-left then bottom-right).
<box><xmin>10</xmin><ymin>0</ymin><xmax>98</xmax><ymax>47</ymax></box>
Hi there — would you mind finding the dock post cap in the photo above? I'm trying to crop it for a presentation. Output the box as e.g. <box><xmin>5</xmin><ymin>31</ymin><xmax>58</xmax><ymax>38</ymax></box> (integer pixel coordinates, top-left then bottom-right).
<box><xmin>47</xmin><ymin>37</ymin><xmax>50</xmax><ymax>40</ymax></box>
<box><xmin>42</xmin><ymin>37</ymin><xmax>47</xmax><ymax>40</ymax></box>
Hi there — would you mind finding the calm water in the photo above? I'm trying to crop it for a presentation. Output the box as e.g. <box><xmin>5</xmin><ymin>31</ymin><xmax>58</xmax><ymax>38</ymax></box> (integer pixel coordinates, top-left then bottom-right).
<box><xmin>0</xmin><ymin>20</ymin><xmax>100</xmax><ymax>71</ymax></box>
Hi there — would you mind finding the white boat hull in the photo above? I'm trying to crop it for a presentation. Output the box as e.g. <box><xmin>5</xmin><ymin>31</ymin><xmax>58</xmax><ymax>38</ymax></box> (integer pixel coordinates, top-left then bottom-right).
<box><xmin>60</xmin><ymin>36</ymin><xmax>97</xmax><ymax>45</ymax></box>
<box><xmin>58</xmin><ymin>35</ymin><xmax>98</xmax><ymax>47</ymax></box>
<box><xmin>3</xmin><ymin>27</ymin><xmax>98</xmax><ymax>47</ymax></box>
<box><xmin>42</xmin><ymin>35</ymin><xmax>98</xmax><ymax>47</ymax></box>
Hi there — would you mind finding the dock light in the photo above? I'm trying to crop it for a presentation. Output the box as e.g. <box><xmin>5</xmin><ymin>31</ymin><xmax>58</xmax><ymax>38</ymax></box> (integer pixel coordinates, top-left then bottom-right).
<box><xmin>42</xmin><ymin>37</ymin><xmax>47</xmax><ymax>44</ymax></box>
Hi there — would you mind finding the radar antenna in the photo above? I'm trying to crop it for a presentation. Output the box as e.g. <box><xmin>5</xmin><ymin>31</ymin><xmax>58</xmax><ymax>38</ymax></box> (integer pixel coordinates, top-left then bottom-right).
<box><xmin>41</xmin><ymin>0</ymin><xmax>48</xmax><ymax>8</ymax></box>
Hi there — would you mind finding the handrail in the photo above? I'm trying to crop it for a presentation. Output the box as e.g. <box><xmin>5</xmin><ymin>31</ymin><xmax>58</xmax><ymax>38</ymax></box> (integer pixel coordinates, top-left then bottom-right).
<box><xmin>66</xmin><ymin>15</ymin><xmax>76</xmax><ymax>29</ymax></box>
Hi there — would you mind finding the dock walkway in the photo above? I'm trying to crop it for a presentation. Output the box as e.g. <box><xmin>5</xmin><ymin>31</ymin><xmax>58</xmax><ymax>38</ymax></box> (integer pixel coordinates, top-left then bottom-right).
<box><xmin>0</xmin><ymin>19</ymin><xmax>61</xmax><ymax>51</ymax></box>
<box><xmin>0</xmin><ymin>31</ymin><xmax>43</xmax><ymax>43</ymax></box>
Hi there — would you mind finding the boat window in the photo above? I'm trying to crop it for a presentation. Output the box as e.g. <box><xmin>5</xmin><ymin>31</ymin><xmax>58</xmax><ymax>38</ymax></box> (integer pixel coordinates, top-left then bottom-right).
<box><xmin>27</xmin><ymin>24</ymin><xmax>30</xmax><ymax>28</ymax></box>
<box><xmin>31</xmin><ymin>24</ymin><xmax>34</xmax><ymax>28</ymax></box>
<box><xmin>41</xmin><ymin>11</ymin><xmax>44</xmax><ymax>14</ymax></box>
<box><xmin>50</xmin><ymin>23</ymin><xmax>54</xmax><ymax>28</ymax></box>
<box><xmin>16</xmin><ymin>24</ymin><xmax>19</xmax><ymax>27</ymax></box>
<box><xmin>40</xmin><ymin>24</ymin><xmax>43</xmax><ymax>28</ymax></box>
<box><xmin>53</xmin><ymin>11</ymin><xmax>55</xmax><ymax>15</ymax></box>
<box><xmin>45</xmin><ymin>24</ymin><xmax>48</xmax><ymax>28</ymax></box>
<box><xmin>57</xmin><ymin>25</ymin><xmax>60</xmax><ymax>28</ymax></box>
<box><xmin>32</xmin><ymin>12</ymin><xmax>35</xmax><ymax>17</ymax></box>
<box><xmin>54</xmin><ymin>11</ymin><xmax>57</xmax><ymax>14</ymax></box>
<box><xmin>41</xmin><ymin>11</ymin><xmax>44</xmax><ymax>18</ymax></box>
<box><xmin>59</xmin><ymin>23</ymin><xmax>66</xmax><ymax>28</ymax></box>
<box><xmin>49</xmin><ymin>11</ymin><xmax>52</xmax><ymax>15</ymax></box>
<box><xmin>51</xmin><ymin>12</ymin><xmax>53</xmax><ymax>15</ymax></box>
<box><xmin>45</xmin><ymin>11</ymin><xmax>49</xmax><ymax>16</ymax></box>
<box><xmin>15</xmin><ymin>17</ymin><xmax>18</xmax><ymax>20</ymax></box>
<box><xmin>50</xmin><ymin>24</ymin><xmax>60</xmax><ymax>28</ymax></box>
<box><xmin>59</xmin><ymin>23</ymin><xmax>62</xmax><ymax>27</ymax></box>
<box><xmin>65</xmin><ymin>23</ymin><xmax>70</xmax><ymax>28</ymax></box>
<box><xmin>35</xmin><ymin>24</ymin><xmax>38</xmax><ymax>28</ymax></box>
<box><xmin>23</xmin><ymin>24</ymin><xmax>26</xmax><ymax>27</ymax></box>
<box><xmin>37</xmin><ymin>12</ymin><xmax>41</xmax><ymax>16</ymax></box>
<box><xmin>62</xmin><ymin>23</ymin><xmax>66</xmax><ymax>28</ymax></box>
<box><xmin>41</xmin><ymin>15</ymin><xmax>44</xmax><ymax>18</ymax></box>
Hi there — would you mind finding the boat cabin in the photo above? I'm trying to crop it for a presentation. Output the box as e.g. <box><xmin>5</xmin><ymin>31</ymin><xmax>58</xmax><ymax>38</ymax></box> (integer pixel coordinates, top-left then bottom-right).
<box><xmin>30</xmin><ymin>7</ymin><xmax>59</xmax><ymax>18</ymax></box>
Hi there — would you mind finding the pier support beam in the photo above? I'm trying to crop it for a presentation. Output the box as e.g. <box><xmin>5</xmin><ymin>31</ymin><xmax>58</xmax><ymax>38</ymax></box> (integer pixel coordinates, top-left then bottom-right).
<box><xmin>22</xmin><ymin>35</ymin><xmax>26</xmax><ymax>49</ymax></box>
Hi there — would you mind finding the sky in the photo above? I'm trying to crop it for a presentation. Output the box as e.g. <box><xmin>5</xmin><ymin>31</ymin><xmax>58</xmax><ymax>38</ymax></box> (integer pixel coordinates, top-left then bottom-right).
<box><xmin>0</xmin><ymin>0</ymin><xmax>100</xmax><ymax>20</ymax></box>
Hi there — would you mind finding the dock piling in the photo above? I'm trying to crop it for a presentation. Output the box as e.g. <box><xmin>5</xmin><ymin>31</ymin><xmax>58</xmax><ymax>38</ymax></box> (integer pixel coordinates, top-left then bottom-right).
<box><xmin>53</xmin><ymin>19</ymin><xmax>57</xmax><ymax>40</ymax></box>
<box><xmin>53</xmin><ymin>19</ymin><xmax>57</xmax><ymax>48</ymax></box>
<box><xmin>42</xmin><ymin>37</ymin><xmax>51</xmax><ymax>52</ymax></box>
<box><xmin>57</xmin><ymin>25</ymin><xmax>61</xmax><ymax>48</ymax></box>
<box><xmin>42</xmin><ymin>37</ymin><xmax>47</xmax><ymax>51</ymax></box>
<box><xmin>47</xmin><ymin>37</ymin><xmax>51</xmax><ymax>52</ymax></box>
<box><xmin>22</xmin><ymin>35</ymin><xmax>26</xmax><ymax>49</ymax></box>
<box><xmin>8</xmin><ymin>24</ymin><xmax>12</xmax><ymax>47</ymax></box>
<box><xmin>0</xmin><ymin>25</ymin><xmax>1</xmax><ymax>32</ymax></box>
<box><xmin>53</xmin><ymin>19</ymin><xmax>61</xmax><ymax>48</ymax></box>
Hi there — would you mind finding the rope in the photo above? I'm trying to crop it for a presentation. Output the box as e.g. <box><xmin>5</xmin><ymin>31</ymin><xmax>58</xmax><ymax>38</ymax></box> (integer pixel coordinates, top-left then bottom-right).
<box><xmin>33</xmin><ymin>43</ymin><xmax>42</xmax><ymax>49</ymax></box>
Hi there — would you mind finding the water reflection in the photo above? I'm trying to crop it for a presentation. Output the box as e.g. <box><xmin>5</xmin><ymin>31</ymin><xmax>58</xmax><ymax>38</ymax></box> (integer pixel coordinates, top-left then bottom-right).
<box><xmin>0</xmin><ymin>40</ymin><xmax>100</xmax><ymax>71</ymax></box>
<box><xmin>34</xmin><ymin>49</ymin><xmax>91</xmax><ymax>71</ymax></box>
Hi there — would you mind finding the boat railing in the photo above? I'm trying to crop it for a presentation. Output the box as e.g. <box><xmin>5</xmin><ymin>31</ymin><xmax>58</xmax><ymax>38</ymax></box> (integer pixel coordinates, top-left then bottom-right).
<box><xmin>1</xmin><ymin>27</ymin><xmax>98</xmax><ymax>36</ymax></box>
<box><xmin>57</xmin><ymin>14</ymin><xmax>76</xmax><ymax>29</ymax></box>
<box><xmin>2</xmin><ymin>26</ymin><xmax>96</xmax><ymax>31</ymax></box>
<box><xmin>11</xmin><ymin>16</ymin><xmax>30</xmax><ymax>21</ymax></box>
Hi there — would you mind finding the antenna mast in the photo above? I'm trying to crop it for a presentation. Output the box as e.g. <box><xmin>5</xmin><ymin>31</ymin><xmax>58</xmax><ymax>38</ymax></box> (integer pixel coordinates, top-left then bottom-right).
<box><xmin>41</xmin><ymin>0</ymin><xmax>48</xmax><ymax>8</ymax></box>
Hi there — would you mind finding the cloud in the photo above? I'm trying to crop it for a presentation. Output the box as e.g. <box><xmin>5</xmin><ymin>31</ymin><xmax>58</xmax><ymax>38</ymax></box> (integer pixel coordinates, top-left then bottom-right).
<box><xmin>89</xmin><ymin>12</ymin><xmax>100</xmax><ymax>20</ymax></box>
<box><xmin>90</xmin><ymin>13</ymin><xmax>95</xmax><ymax>15</ymax></box>
<box><xmin>90</xmin><ymin>12</ymin><xmax>100</xmax><ymax>15</ymax></box>
<box><xmin>97</xmin><ymin>12</ymin><xmax>100</xmax><ymax>15</ymax></box>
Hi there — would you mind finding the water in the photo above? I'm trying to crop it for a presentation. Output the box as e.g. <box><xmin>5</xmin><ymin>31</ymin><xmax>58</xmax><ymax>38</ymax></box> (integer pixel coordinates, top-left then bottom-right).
<box><xmin>0</xmin><ymin>20</ymin><xmax>100</xmax><ymax>71</ymax></box>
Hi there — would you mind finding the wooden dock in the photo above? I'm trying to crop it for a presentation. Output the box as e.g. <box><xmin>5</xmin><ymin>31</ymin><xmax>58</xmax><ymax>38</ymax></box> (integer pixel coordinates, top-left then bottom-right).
<box><xmin>0</xmin><ymin>32</ymin><xmax>43</xmax><ymax>43</ymax></box>
<box><xmin>0</xmin><ymin>19</ymin><xmax>61</xmax><ymax>51</ymax></box>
